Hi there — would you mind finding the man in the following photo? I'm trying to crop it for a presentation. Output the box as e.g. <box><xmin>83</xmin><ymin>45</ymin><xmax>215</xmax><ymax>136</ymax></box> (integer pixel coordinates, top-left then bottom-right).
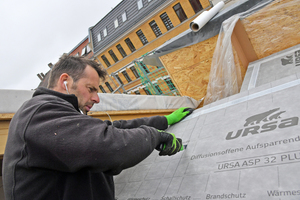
<box><xmin>3</xmin><ymin>55</ymin><xmax>193</xmax><ymax>200</ymax></box>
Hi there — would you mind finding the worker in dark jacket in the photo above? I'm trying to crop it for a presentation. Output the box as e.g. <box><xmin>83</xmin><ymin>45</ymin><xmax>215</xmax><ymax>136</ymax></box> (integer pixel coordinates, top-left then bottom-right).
<box><xmin>2</xmin><ymin>55</ymin><xmax>193</xmax><ymax>200</ymax></box>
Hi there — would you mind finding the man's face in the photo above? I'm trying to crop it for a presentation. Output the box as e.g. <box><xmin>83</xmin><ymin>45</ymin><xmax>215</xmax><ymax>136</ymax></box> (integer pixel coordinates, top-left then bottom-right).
<box><xmin>69</xmin><ymin>65</ymin><xmax>100</xmax><ymax>114</ymax></box>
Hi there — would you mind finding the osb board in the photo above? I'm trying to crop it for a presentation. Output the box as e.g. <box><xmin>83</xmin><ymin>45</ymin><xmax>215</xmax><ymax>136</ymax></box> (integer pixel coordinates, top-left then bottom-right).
<box><xmin>170</xmin><ymin>59</ymin><xmax>211</xmax><ymax>100</ymax></box>
<box><xmin>242</xmin><ymin>0</ymin><xmax>300</xmax><ymax>59</ymax></box>
<box><xmin>159</xmin><ymin>36</ymin><xmax>218</xmax><ymax>100</ymax></box>
<box><xmin>233</xmin><ymin>44</ymin><xmax>245</xmax><ymax>82</ymax></box>
<box><xmin>161</xmin><ymin>36</ymin><xmax>218</xmax><ymax>75</ymax></box>
<box><xmin>160</xmin><ymin>0</ymin><xmax>300</xmax><ymax>101</ymax></box>
<box><xmin>160</xmin><ymin>34</ymin><xmax>243</xmax><ymax>101</ymax></box>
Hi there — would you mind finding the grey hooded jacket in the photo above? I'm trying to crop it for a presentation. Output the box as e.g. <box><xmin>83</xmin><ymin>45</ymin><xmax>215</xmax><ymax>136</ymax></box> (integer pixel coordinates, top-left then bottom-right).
<box><xmin>3</xmin><ymin>87</ymin><xmax>168</xmax><ymax>200</ymax></box>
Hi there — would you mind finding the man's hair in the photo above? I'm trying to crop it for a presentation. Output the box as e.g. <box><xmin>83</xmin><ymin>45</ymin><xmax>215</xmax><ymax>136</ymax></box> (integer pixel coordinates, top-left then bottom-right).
<box><xmin>48</xmin><ymin>55</ymin><xmax>107</xmax><ymax>89</ymax></box>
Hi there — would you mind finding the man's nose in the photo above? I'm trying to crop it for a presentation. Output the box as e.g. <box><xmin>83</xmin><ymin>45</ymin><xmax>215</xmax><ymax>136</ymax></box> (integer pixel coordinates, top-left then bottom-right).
<box><xmin>92</xmin><ymin>93</ymin><xmax>100</xmax><ymax>103</ymax></box>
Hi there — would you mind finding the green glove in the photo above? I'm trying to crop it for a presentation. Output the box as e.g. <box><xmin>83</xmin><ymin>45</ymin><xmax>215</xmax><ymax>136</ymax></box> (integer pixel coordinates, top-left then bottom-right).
<box><xmin>156</xmin><ymin>130</ymin><xmax>182</xmax><ymax>156</ymax></box>
<box><xmin>165</xmin><ymin>107</ymin><xmax>194</xmax><ymax>125</ymax></box>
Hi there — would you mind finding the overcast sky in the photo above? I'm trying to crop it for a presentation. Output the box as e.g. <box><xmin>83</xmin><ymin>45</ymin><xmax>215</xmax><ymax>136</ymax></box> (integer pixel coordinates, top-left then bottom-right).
<box><xmin>0</xmin><ymin>0</ymin><xmax>122</xmax><ymax>90</ymax></box>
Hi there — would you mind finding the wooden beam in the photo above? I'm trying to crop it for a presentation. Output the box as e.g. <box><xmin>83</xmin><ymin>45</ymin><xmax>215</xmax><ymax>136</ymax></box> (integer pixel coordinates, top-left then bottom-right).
<box><xmin>0</xmin><ymin>113</ymin><xmax>14</xmax><ymax>121</ymax></box>
<box><xmin>88</xmin><ymin>109</ymin><xmax>175</xmax><ymax>121</ymax></box>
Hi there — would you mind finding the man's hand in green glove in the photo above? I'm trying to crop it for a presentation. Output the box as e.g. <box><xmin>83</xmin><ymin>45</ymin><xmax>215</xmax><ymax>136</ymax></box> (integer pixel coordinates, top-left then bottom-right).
<box><xmin>156</xmin><ymin>130</ymin><xmax>182</xmax><ymax>156</ymax></box>
<box><xmin>165</xmin><ymin>107</ymin><xmax>194</xmax><ymax>125</ymax></box>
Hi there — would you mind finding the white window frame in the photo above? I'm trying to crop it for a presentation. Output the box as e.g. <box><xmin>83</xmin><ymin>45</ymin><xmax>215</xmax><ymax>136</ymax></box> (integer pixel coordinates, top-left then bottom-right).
<box><xmin>97</xmin><ymin>33</ymin><xmax>101</xmax><ymax>42</ymax></box>
<box><xmin>137</xmin><ymin>0</ymin><xmax>143</xmax><ymax>10</ymax></box>
<box><xmin>103</xmin><ymin>28</ymin><xmax>107</xmax><ymax>37</ymax></box>
<box><xmin>114</xmin><ymin>19</ymin><xmax>119</xmax><ymax>28</ymax></box>
<box><xmin>81</xmin><ymin>46</ymin><xmax>86</xmax><ymax>56</ymax></box>
<box><xmin>86</xmin><ymin>45</ymin><xmax>91</xmax><ymax>53</ymax></box>
<box><xmin>122</xmin><ymin>12</ymin><xmax>127</xmax><ymax>22</ymax></box>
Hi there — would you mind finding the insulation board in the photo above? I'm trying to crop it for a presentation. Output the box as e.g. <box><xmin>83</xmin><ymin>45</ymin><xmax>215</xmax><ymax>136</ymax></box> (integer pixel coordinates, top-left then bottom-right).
<box><xmin>114</xmin><ymin>70</ymin><xmax>300</xmax><ymax>199</ymax></box>
<box><xmin>241</xmin><ymin>44</ymin><xmax>300</xmax><ymax>92</ymax></box>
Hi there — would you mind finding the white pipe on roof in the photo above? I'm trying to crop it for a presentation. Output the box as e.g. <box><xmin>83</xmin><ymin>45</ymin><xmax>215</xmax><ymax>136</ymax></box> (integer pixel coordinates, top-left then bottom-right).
<box><xmin>190</xmin><ymin>1</ymin><xmax>225</xmax><ymax>32</ymax></box>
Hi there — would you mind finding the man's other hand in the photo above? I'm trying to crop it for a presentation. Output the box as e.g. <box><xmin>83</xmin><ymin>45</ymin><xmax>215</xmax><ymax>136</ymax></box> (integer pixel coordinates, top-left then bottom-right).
<box><xmin>165</xmin><ymin>107</ymin><xmax>194</xmax><ymax>125</ymax></box>
<box><xmin>156</xmin><ymin>130</ymin><xmax>182</xmax><ymax>156</ymax></box>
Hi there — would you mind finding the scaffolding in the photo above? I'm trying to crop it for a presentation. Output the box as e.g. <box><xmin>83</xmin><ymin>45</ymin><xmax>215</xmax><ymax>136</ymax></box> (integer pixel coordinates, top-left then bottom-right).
<box><xmin>133</xmin><ymin>60</ymin><xmax>179</xmax><ymax>96</ymax></box>
<box><xmin>111</xmin><ymin>52</ymin><xmax>180</xmax><ymax>96</ymax></box>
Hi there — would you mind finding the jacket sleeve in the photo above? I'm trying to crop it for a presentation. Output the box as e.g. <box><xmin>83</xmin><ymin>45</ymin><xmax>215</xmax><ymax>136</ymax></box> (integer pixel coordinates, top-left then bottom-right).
<box><xmin>24</xmin><ymin>101</ymin><xmax>163</xmax><ymax>175</ymax></box>
<box><xmin>113</xmin><ymin>115</ymin><xmax>168</xmax><ymax>130</ymax></box>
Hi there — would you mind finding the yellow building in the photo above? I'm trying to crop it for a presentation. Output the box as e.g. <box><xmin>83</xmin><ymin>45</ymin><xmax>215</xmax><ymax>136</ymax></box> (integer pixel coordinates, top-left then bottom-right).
<box><xmin>89</xmin><ymin>0</ymin><xmax>211</xmax><ymax>95</ymax></box>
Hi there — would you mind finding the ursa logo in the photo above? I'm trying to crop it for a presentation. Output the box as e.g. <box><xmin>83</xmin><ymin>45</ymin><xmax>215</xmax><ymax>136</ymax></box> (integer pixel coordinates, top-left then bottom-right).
<box><xmin>226</xmin><ymin>108</ymin><xmax>299</xmax><ymax>140</ymax></box>
<box><xmin>281</xmin><ymin>50</ymin><xmax>300</xmax><ymax>66</ymax></box>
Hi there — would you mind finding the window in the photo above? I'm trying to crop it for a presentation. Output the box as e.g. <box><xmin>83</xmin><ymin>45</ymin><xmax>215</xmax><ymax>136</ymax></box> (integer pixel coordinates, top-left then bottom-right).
<box><xmin>144</xmin><ymin>88</ymin><xmax>151</xmax><ymax>95</ymax></box>
<box><xmin>165</xmin><ymin>78</ymin><xmax>176</xmax><ymax>91</ymax></box>
<box><xmin>140</xmin><ymin>63</ymin><xmax>150</xmax><ymax>73</ymax></box>
<box><xmin>115</xmin><ymin>74</ymin><xmax>123</xmax><ymax>85</ymax></box>
<box><xmin>97</xmin><ymin>33</ymin><xmax>101</xmax><ymax>42</ymax></box>
<box><xmin>137</xmin><ymin>0</ymin><xmax>143</xmax><ymax>10</ymax></box>
<box><xmin>149</xmin><ymin>20</ymin><xmax>162</xmax><ymax>37</ymax></box>
<box><xmin>81</xmin><ymin>45</ymin><xmax>91</xmax><ymax>56</ymax></box>
<box><xmin>122</xmin><ymin>12</ymin><xmax>127</xmax><ymax>22</ymax></box>
<box><xmin>108</xmin><ymin>50</ymin><xmax>119</xmax><ymax>63</ymax></box>
<box><xmin>189</xmin><ymin>0</ymin><xmax>203</xmax><ymax>13</ymax></box>
<box><xmin>125</xmin><ymin>38</ymin><xmax>136</xmax><ymax>52</ymax></box>
<box><xmin>160</xmin><ymin>12</ymin><xmax>174</xmax><ymax>30</ymax></box>
<box><xmin>154</xmin><ymin>84</ymin><xmax>163</xmax><ymax>94</ymax></box>
<box><xmin>105</xmin><ymin>82</ymin><xmax>113</xmax><ymax>92</ymax></box>
<box><xmin>116</xmin><ymin>44</ymin><xmax>127</xmax><ymax>58</ymax></box>
<box><xmin>103</xmin><ymin>28</ymin><xmax>107</xmax><ymax>37</ymax></box>
<box><xmin>101</xmin><ymin>55</ymin><xmax>111</xmax><ymax>67</ymax></box>
<box><xmin>114</xmin><ymin>19</ymin><xmax>119</xmax><ymax>28</ymax></box>
<box><xmin>86</xmin><ymin>45</ymin><xmax>91</xmax><ymax>53</ymax></box>
<box><xmin>136</xmin><ymin>29</ymin><xmax>148</xmax><ymax>45</ymax></box>
<box><xmin>130</xmin><ymin>66</ymin><xmax>140</xmax><ymax>78</ymax></box>
<box><xmin>173</xmin><ymin>3</ymin><xmax>187</xmax><ymax>22</ymax></box>
<box><xmin>122</xmin><ymin>71</ymin><xmax>132</xmax><ymax>83</ymax></box>
<box><xmin>134</xmin><ymin>90</ymin><xmax>141</xmax><ymax>95</ymax></box>
<box><xmin>99</xmin><ymin>85</ymin><xmax>106</xmax><ymax>93</ymax></box>
<box><xmin>81</xmin><ymin>47</ymin><xmax>86</xmax><ymax>56</ymax></box>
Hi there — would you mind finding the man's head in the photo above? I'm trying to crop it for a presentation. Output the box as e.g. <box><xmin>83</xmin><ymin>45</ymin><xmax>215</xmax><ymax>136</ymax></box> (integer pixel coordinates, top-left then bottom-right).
<box><xmin>48</xmin><ymin>55</ymin><xmax>107</xmax><ymax>114</ymax></box>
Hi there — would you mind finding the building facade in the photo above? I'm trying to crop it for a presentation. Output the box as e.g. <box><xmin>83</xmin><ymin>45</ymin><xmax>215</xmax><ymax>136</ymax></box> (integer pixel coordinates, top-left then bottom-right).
<box><xmin>68</xmin><ymin>36</ymin><xmax>94</xmax><ymax>59</ymax></box>
<box><xmin>89</xmin><ymin>0</ymin><xmax>211</xmax><ymax>95</ymax></box>
<box><xmin>37</xmin><ymin>36</ymin><xmax>94</xmax><ymax>88</ymax></box>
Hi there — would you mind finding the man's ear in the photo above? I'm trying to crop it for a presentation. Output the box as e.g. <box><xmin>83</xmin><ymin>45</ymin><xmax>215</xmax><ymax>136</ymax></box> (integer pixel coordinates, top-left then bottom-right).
<box><xmin>54</xmin><ymin>73</ymin><xmax>70</xmax><ymax>94</ymax></box>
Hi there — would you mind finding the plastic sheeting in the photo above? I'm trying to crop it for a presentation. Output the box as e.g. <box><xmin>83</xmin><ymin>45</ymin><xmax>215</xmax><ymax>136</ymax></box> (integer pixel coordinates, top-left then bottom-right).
<box><xmin>0</xmin><ymin>89</ymin><xmax>34</xmax><ymax>113</ymax></box>
<box><xmin>203</xmin><ymin>0</ymin><xmax>274</xmax><ymax>105</ymax></box>
<box><xmin>91</xmin><ymin>93</ymin><xmax>201</xmax><ymax>111</ymax></box>
<box><xmin>0</xmin><ymin>90</ymin><xmax>200</xmax><ymax>114</ymax></box>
